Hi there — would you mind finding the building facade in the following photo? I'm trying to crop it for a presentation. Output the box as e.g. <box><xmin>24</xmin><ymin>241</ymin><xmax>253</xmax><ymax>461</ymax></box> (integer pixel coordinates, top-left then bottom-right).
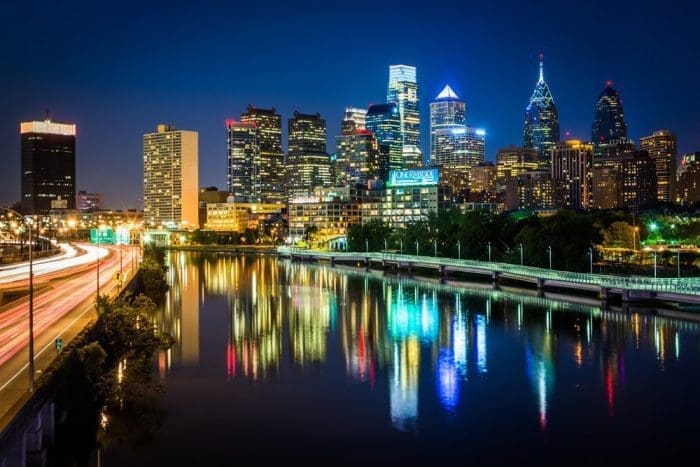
<box><xmin>639</xmin><ymin>130</ymin><xmax>677</xmax><ymax>203</ymax></box>
<box><xmin>240</xmin><ymin>106</ymin><xmax>285</xmax><ymax>204</ymax></box>
<box><xmin>226</xmin><ymin>121</ymin><xmax>259</xmax><ymax>201</ymax></box>
<box><xmin>387</xmin><ymin>65</ymin><xmax>421</xmax><ymax>168</ymax></box>
<box><xmin>21</xmin><ymin>119</ymin><xmax>76</xmax><ymax>214</ymax></box>
<box><xmin>676</xmin><ymin>152</ymin><xmax>700</xmax><ymax>205</ymax></box>
<box><xmin>523</xmin><ymin>56</ymin><xmax>560</xmax><ymax>163</ymax></box>
<box><xmin>429</xmin><ymin>85</ymin><xmax>466</xmax><ymax>165</ymax></box>
<box><xmin>76</xmin><ymin>191</ymin><xmax>103</xmax><ymax>212</ymax></box>
<box><xmin>366</xmin><ymin>103</ymin><xmax>402</xmax><ymax>173</ymax></box>
<box><xmin>551</xmin><ymin>140</ymin><xmax>594</xmax><ymax>210</ymax></box>
<box><xmin>469</xmin><ymin>163</ymin><xmax>497</xmax><ymax>203</ymax></box>
<box><xmin>505</xmin><ymin>170</ymin><xmax>554</xmax><ymax>211</ymax></box>
<box><xmin>334</xmin><ymin>127</ymin><xmax>382</xmax><ymax>187</ymax></box>
<box><xmin>343</xmin><ymin>107</ymin><xmax>367</xmax><ymax>131</ymax></box>
<box><xmin>205</xmin><ymin>201</ymin><xmax>284</xmax><ymax>233</ymax></box>
<box><xmin>143</xmin><ymin>124</ymin><xmax>199</xmax><ymax>228</ymax></box>
<box><xmin>288</xmin><ymin>187</ymin><xmax>362</xmax><ymax>244</ymax></box>
<box><xmin>496</xmin><ymin>146</ymin><xmax>539</xmax><ymax>191</ymax></box>
<box><xmin>591</xmin><ymin>83</ymin><xmax>628</xmax><ymax>156</ymax></box>
<box><xmin>286</xmin><ymin>111</ymin><xmax>331</xmax><ymax>196</ymax></box>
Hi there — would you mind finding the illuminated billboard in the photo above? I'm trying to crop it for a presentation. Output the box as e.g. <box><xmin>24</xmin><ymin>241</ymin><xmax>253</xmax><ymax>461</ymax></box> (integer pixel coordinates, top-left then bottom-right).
<box><xmin>387</xmin><ymin>168</ymin><xmax>439</xmax><ymax>187</ymax></box>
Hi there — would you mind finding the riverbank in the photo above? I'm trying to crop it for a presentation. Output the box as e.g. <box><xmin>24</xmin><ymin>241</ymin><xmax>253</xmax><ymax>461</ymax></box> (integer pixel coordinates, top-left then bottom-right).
<box><xmin>165</xmin><ymin>244</ymin><xmax>277</xmax><ymax>254</ymax></box>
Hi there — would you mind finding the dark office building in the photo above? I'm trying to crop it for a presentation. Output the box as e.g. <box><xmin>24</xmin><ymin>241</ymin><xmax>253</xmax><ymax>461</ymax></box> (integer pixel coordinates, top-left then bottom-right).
<box><xmin>21</xmin><ymin>119</ymin><xmax>76</xmax><ymax>214</ymax></box>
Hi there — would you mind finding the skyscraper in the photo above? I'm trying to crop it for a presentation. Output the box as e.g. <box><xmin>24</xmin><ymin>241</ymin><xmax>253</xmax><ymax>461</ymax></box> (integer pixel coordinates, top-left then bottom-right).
<box><xmin>226</xmin><ymin>121</ymin><xmax>259</xmax><ymax>201</ymax></box>
<box><xmin>430</xmin><ymin>85</ymin><xmax>466</xmax><ymax>165</ymax></box>
<box><xmin>334</xmin><ymin>124</ymin><xmax>381</xmax><ymax>188</ymax></box>
<box><xmin>523</xmin><ymin>55</ymin><xmax>560</xmax><ymax>163</ymax></box>
<box><xmin>591</xmin><ymin>82</ymin><xmax>627</xmax><ymax>156</ymax></box>
<box><xmin>20</xmin><ymin>118</ymin><xmax>76</xmax><ymax>214</ymax></box>
<box><xmin>287</xmin><ymin>111</ymin><xmax>331</xmax><ymax>195</ymax></box>
<box><xmin>143</xmin><ymin>124</ymin><xmax>199</xmax><ymax>228</ymax></box>
<box><xmin>639</xmin><ymin>130</ymin><xmax>677</xmax><ymax>203</ymax></box>
<box><xmin>343</xmin><ymin>107</ymin><xmax>367</xmax><ymax>131</ymax></box>
<box><xmin>366</xmin><ymin>103</ymin><xmax>402</xmax><ymax>175</ymax></box>
<box><xmin>551</xmin><ymin>140</ymin><xmax>594</xmax><ymax>210</ymax></box>
<box><xmin>240</xmin><ymin>106</ymin><xmax>284</xmax><ymax>204</ymax></box>
<box><xmin>387</xmin><ymin>65</ymin><xmax>421</xmax><ymax>168</ymax></box>
<box><xmin>676</xmin><ymin>152</ymin><xmax>700</xmax><ymax>205</ymax></box>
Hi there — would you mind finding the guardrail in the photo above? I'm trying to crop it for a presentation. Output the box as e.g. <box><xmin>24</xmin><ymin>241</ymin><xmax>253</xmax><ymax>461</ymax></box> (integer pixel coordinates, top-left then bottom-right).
<box><xmin>277</xmin><ymin>247</ymin><xmax>700</xmax><ymax>295</ymax></box>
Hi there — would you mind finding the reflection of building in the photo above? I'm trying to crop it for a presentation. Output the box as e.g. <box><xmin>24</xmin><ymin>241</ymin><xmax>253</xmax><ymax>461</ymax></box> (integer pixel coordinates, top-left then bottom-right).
<box><xmin>387</xmin><ymin>64</ymin><xmax>421</xmax><ymax>168</ymax></box>
<box><xmin>143</xmin><ymin>124</ymin><xmax>199</xmax><ymax>228</ymax></box>
<box><xmin>525</xmin><ymin>326</ymin><xmax>554</xmax><ymax>430</ymax></box>
<box><xmin>639</xmin><ymin>130</ymin><xmax>677</xmax><ymax>203</ymax></box>
<box><xmin>523</xmin><ymin>55</ymin><xmax>560</xmax><ymax>162</ymax></box>
<box><xmin>288</xmin><ymin>284</ymin><xmax>334</xmax><ymax>366</ymax></box>
<box><xmin>551</xmin><ymin>140</ymin><xmax>594</xmax><ymax>210</ymax></box>
<box><xmin>390</xmin><ymin>338</ymin><xmax>419</xmax><ymax>432</ymax></box>
<box><xmin>21</xmin><ymin>118</ymin><xmax>77</xmax><ymax>214</ymax></box>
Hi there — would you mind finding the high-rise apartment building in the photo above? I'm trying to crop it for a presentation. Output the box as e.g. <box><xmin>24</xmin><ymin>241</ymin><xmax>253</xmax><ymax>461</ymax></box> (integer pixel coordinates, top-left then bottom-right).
<box><xmin>676</xmin><ymin>152</ymin><xmax>700</xmax><ymax>205</ymax></box>
<box><xmin>20</xmin><ymin>118</ymin><xmax>76</xmax><ymax>214</ymax></box>
<box><xmin>143</xmin><ymin>124</ymin><xmax>199</xmax><ymax>228</ymax></box>
<box><xmin>387</xmin><ymin>65</ymin><xmax>421</xmax><ymax>168</ymax></box>
<box><xmin>240</xmin><ymin>106</ymin><xmax>285</xmax><ymax>204</ymax></box>
<box><xmin>469</xmin><ymin>163</ymin><xmax>497</xmax><ymax>203</ymax></box>
<box><xmin>287</xmin><ymin>111</ymin><xmax>331</xmax><ymax>195</ymax></box>
<box><xmin>505</xmin><ymin>171</ymin><xmax>554</xmax><ymax>211</ymax></box>
<box><xmin>523</xmin><ymin>55</ymin><xmax>560</xmax><ymax>163</ymax></box>
<box><xmin>334</xmin><ymin>125</ymin><xmax>382</xmax><ymax>187</ymax></box>
<box><xmin>226</xmin><ymin>121</ymin><xmax>259</xmax><ymax>201</ymax></box>
<box><xmin>639</xmin><ymin>130</ymin><xmax>677</xmax><ymax>203</ymax></box>
<box><xmin>592</xmin><ymin>82</ymin><xmax>627</xmax><ymax>156</ymax></box>
<box><xmin>496</xmin><ymin>146</ymin><xmax>539</xmax><ymax>187</ymax></box>
<box><xmin>551</xmin><ymin>140</ymin><xmax>594</xmax><ymax>210</ymax></box>
<box><xmin>343</xmin><ymin>107</ymin><xmax>367</xmax><ymax>131</ymax></box>
<box><xmin>366</xmin><ymin>103</ymin><xmax>402</xmax><ymax>174</ymax></box>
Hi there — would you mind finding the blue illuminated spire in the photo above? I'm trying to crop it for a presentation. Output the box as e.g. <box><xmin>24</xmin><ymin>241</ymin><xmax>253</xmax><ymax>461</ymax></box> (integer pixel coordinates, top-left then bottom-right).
<box><xmin>523</xmin><ymin>53</ymin><xmax>560</xmax><ymax>161</ymax></box>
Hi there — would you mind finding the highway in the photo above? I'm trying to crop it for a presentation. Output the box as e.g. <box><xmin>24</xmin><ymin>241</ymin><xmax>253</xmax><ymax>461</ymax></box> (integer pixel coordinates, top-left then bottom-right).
<box><xmin>0</xmin><ymin>243</ymin><xmax>139</xmax><ymax>430</ymax></box>
<box><xmin>0</xmin><ymin>244</ymin><xmax>109</xmax><ymax>285</ymax></box>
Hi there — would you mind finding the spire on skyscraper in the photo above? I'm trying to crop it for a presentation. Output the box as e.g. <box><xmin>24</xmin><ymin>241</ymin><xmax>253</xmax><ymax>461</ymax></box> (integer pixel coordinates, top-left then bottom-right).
<box><xmin>538</xmin><ymin>53</ymin><xmax>544</xmax><ymax>83</ymax></box>
<box><xmin>523</xmin><ymin>54</ymin><xmax>560</xmax><ymax>161</ymax></box>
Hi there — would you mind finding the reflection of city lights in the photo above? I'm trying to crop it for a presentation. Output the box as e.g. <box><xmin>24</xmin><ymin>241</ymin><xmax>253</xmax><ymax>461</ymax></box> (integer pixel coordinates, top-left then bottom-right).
<box><xmin>390</xmin><ymin>339</ymin><xmax>419</xmax><ymax>432</ymax></box>
<box><xmin>476</xmin><ymin>315</ymin><xmax>487</xmax><ymax>375</ymax></box>
<box><xmin>437</xmin><ymin>349</ymin><xmax>459</xmax><ymax>413</ymax></box>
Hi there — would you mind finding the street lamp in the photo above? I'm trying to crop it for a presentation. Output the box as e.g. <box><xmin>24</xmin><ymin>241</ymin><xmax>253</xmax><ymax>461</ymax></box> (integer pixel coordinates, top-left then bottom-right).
<box><xmin>677</xmin><ymin>250</ymin><xmax>681</xmax><ymax>278</ymax></box>
<box><xmin>519</xmin><ymin>243</ymin><xmax>524</xmax><ymax>266</ymax></box>
<box><xmin>415</xmin><ymin>240</ymin><xmax>419</xmax><ymax>256</ymax></box>
<box><xmin>487</xmin><ymin>241</ymin><xmax>492</xmax><ymax>262</ymax></box>
<box><xmin>1</xmin><ymin>208</ymin><xmax>35</xmax><ymax>392</ymax></box>
<box><xmin>547</xmin><ymin>245</ymin><xmax>552</xmax><ymax>270</ymax></box>
<box><xmin>434</xmin><ymin>239</ymin><xmax>437</xmax><ymax>257</ymax></box>
<box><xmin>365</xmin><ymin>238</ymin><xmax>368</xmax><ymax>253</ymax></box>
<box><xmin>384</xmin><ymin>238</ymin><xmax>387</xmax><ymax>251</ymax></box>
<box><xmin>652</xmin><ymin>251</ymin><xmax>657</xmax><ymax>278</ymax></box>
<box><xmin>457</xmin><ymin>240</ymin><xmax>461</xmax><ymax>260</ymax></box>
<box><xmin>588</xmin><ymin>247</ymin><xmax>593</xmax><ymax>274</ymax></box>
<box><xmin>633</xmin><ymin>226</ymin><xmax>639</xmax><ymax>252</ymax></box>
<box><xmin>400</xmin><ymin>239</ymin><xmax>403</xmax><ymax>255</ymax></box>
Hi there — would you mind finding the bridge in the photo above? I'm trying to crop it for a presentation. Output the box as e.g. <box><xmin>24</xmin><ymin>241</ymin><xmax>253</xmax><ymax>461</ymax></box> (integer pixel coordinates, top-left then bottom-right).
<box><xmin>277</xmin><ymin>247</ymin><xmax>700</xmax><ymax>306</ymax></box>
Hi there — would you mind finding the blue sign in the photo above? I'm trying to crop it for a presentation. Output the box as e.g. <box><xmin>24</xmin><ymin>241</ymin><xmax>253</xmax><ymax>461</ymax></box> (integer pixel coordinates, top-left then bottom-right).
<box><xmin>387</xmin><ymin>168</ymin><xmax>439</xmax><ymax>187</ymax></box>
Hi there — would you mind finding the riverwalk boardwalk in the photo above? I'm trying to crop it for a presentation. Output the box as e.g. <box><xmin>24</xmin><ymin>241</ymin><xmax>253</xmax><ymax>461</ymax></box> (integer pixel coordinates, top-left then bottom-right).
<box><xmin>277</xmin><ymin>247</ymin><xmax>700</xmax><ymax>306</ymax></box>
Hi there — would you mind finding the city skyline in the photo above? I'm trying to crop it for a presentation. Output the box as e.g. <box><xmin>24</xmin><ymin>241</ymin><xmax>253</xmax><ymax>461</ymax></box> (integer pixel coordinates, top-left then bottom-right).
<box><xmin>2</xmin><ymin>1</ymin><xmax>699</xmax><ymax>208</ymax></box>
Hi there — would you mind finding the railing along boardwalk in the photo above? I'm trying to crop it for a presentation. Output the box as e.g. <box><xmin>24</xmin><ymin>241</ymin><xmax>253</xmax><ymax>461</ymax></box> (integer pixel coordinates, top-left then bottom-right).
<box><xmin>277</xmin><ymin>247</ymin><xmax>700</xmax><ymax>304</ymax></box>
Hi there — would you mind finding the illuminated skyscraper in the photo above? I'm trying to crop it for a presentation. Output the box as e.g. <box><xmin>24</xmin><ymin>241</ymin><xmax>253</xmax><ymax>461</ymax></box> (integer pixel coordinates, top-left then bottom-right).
<box><xmin>639</xmin><ymin>130</ymin><xmax>677</xmax><ymax>202</ymax></box>
<box><xmin>334</xmin><ymin>125</ymin><xmax>382</xmax><ymax>187</ymax></box>
<box><xmin>20</xmin><ymin>118</ymin><xmax>76</xmax><ymax>214</ymax></box>
<box><xmin>226</xmin><ymin>121</ymin><xmax>259</xmax><ymax>201</ymax></box>
<box><xmin>387</xmin><ymin>65</ymin><xmax>421</xmax><ymax>168</ymax></box>
<box><xmin>676</xmin><ymin>152</ymin><xmax>700</xmax><ymax>204</ymax></box>
<box><xmin>240</xmin><ymin>106</ymin><xmax>285</xmax><ymax>204</ymax></box>
<box><xmin>143</xmin><ymin>124</ymin><xmax>199</xmax><ymax>228</ymax></box>
<box><xmin>342</xmin><ymin>107</ymin><xmax>367</xmax><ymax>131</ymax></box>
<box><xmin>551</xmin><ymin>140</ymin><xmax>593</xmax><ymax>210</ymax></box>
<box><xmin>523</xmin><ymin>55</ymin><xmax>560</xmax><ymax>162</ymax></box>
<box><xmin>430</xmin><ymin>84</ymin><xmax>466</xmax><ymax>165</ymax></box>
<box><xmin>592</xmin><ymin>82</ymin><xmax>628</xmax><ymax>156</ymax></box>
<box><xmin>496</xmin><ymin>146</ymin><xmax>539</xmax><ymax>188</ymax></box>
<box><xmin>366</xmin><ymin>103</ymin><xmax>402</xmax><ymax>174</ymax></box>
<box><xmin>286</xmin><ymin>111</ymin><xmax>331</xmax><ymax>195</ymax></box>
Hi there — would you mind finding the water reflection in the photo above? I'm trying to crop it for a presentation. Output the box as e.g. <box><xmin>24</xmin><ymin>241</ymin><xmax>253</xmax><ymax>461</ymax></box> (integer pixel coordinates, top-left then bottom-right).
<box><xmin>154</xmin><ymin>252</ymin><xmax>700</xmax><ymax>434</ymax></box>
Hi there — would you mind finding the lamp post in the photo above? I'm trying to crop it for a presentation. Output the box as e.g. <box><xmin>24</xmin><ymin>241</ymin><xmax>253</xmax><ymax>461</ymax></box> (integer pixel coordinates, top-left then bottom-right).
<box><xmin>365</xmin><ymin>238</ymin><xmax>368</xmax><ymax>253</ymax></box>
<box><xmin>457</xmin><ymin>240</ymin><xmax>461</xmax><ymax>260</ymax></box>
<box><xmin>2</xmin><ymin>208</ymin><xmax>35</xmax><ymax>392</ymax></box>
<box><xmin>588</xmin><ymin>247</ymin><xmax>593</xmax><ymax>274</ymax></box>
<box><xmin>547</xmin><ymin>245</ymin><xmax>552</xmax><ymax>270</ymax></box>
<box><xmin>400</xmin><ymin>239</ymin><xmax>403</xmax><ymax>255</ymax></box>
<box><xmin>519</xmin><ymin>243</ymin><xmax>523</xmax><ymax>266</ymax></box>
<box><xmin>384</xmin><ymin>238</ymin><xmax>387</xmax><ymax>251</ymax></box>
<box><xmin>487</xmin><ymin>241</ymin><xmax>491</xmax><ymax>262</ymax></box>
<box><xmin>677</xmin><ymin>250</ymin><xmax>681</xmax><ymax>279</ymax></box>
<box><xmin>96</xmin><ymin>230</ymin><xmax>101</xmax><ymax>310</ymax></box>
<box><xmin>434</xmin><ymin>240</ymin><xmax>437</xmax><ymax>257</ymax></box>
<box><xmin>653</xmin><ymin>252</ymin><xmax>657</xmax><ymax>278</ymax></box>
<box><xmin>415</xmin><ymin>240</ymin><xmax>419</xmax><ymax>256</ymax></box>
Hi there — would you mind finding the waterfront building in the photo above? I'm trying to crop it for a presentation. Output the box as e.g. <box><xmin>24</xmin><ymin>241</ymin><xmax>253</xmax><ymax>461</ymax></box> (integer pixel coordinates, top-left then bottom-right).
<box><xmin>639</xmin><ymin>130</ymin><xmax>677</xmax><ymax>203</ymax></box>
<box><xmin>288</xmin><ymin>186</ymin><xmax>362</xmax><ymax>248</ymax></box>
<box><xmin>366</xmin><ymin>103</ymin><xmax>402</xmax><ymax>174</ymax></box>
<box><xmin>362</xmin><ymin>168</ymin><xmax>451</xmax><ymax>229</ymax></box>
<box><xmin>198</xmin><ymin>187</ymin><xmax>229</xmax><ymax>227</ymax></box>
<box><xmin>143</xmin><ymin>124</ymin><xmax>199</xmax><ymax>229</ymax></box>
<box><xmin>226</xmin><ymin>120</ymin><xmax>260</xmax><ymax>201</ymax></box>
<box><xmin>21</xmin><ymin>118</ymin><xmax>76</xmax><ymax>214</ymax></box>
<box><xmin>523</xmin><ymin>55</ymin><xmax>560</xmax><ymax>163</ymax></box>
<box><xmin>205</xmin><ymin>199</ymin><xmax>284</xmax><ymax>233</ymax></box>
<box><xmin>286</xmin><ymin>111</ymin><xmax>331</xmax><ymax>196</ymax></box>
<box><xmin>76</xmin><ymin>191</ymin><xmax>102</xmax><ymax>212</ymax></box>
<box><xmin>591</xmin><ymin>82</ymin><xmax>627</xmax><ymax>156</ymax></box>
<box><xmin>551</xmin><ymin>140</ymin><xmax>594</xmax><ymax>210</ymax></box>
<box><xmin>591</xmin><ymin>139</ymin><xmax>656</xmax><ymax>211</ymax></box>
<box><xmin>240</xmin><ymin>106</ymin><xmax>285</xmax><ymax>204</ymax></box>
<box><xmin>387</xmin><ymin>65</ymin><xmax>421</xmax><ymax>168</ymax></box>
<box><xmin>676</xmin><ymin>152</ymin><xmax>700</xmax><ymax>205</ymax></box>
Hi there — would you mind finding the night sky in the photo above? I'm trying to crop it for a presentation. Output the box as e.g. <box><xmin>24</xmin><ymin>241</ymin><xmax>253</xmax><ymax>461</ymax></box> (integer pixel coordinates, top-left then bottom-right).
<box><xmin>2</xmin><ymin>0</ymin><xmax>699</xmax><ymax>208</ymax></box>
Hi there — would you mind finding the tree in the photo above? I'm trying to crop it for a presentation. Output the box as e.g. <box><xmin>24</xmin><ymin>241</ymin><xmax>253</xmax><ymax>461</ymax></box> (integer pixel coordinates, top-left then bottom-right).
<box><xmin>603</xmin><ymin>221</ymin><xmax>635</xmax><ymax>249</ymax></box>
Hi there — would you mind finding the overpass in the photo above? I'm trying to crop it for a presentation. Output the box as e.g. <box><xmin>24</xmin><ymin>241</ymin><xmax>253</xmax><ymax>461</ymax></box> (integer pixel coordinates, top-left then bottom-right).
<box><xmin>277</xmin><ymin>247</ymin><xmax>700</xmax><ymax>306</ymax></box>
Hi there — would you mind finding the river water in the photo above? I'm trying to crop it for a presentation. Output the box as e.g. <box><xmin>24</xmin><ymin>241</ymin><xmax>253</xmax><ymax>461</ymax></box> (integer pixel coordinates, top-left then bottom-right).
<box><xmin>20</xmin><ymin>252</ymin><xmax>700</xmax><ymax>463</ymax></box>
